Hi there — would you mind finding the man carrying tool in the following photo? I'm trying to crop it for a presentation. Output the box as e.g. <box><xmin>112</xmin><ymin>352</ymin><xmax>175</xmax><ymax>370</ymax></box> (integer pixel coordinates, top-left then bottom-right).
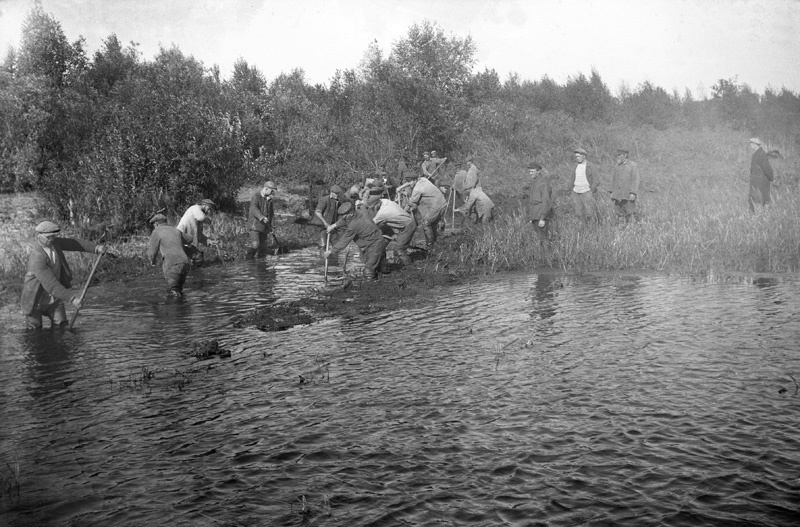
<box><xmin>20</xmin><ymin>221</ymin><xmax>108</xmax><ymax>329</ymax></box>
<box><xmin>147</xmin><ymin>213</ymin><xmax>193</xmax><ymax>297</ymax></box>
<box><xmin>457</xmin><ymin>185</ymin><xmax>495</xmax><ymax>224</ymax></box>
<box><xmin>246</xmin><ymin>180</ymin><xmax>278</xmax><ymax>259</ymax></box>
<box><xmin>324</xmin><ymin>202</ymin><xmax>387</xmax><ymax>280</ymax></box>
<box><xmin>177</xmin><ymin>198</ymin><xmax>215</xmax><ymax>264</ymax></box>
<box><xmin>311</xmin><ymin>185</ymin><xmax>342</xmax><ymax>249</ymax></box>
<box><xmin>365</xmin><ymin>194</ymin><xmax>417</xmax><ymax>266</ymax></box>
<box><xmin>423</xmin><ymin>150</ymin><xmax>447</xmax><ymax>185</ymax></box>
<box><xmin>404</xmin><ymin>172</ymin><xmax>447</xmax><ymax>250</ymax></box>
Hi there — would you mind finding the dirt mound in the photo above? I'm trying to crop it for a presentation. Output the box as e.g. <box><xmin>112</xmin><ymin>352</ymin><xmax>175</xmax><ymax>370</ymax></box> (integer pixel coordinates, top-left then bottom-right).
<box><xmin>231</xmin><ymin>303</ymin><xmax>315</xmax><ymax>331</ymax></box>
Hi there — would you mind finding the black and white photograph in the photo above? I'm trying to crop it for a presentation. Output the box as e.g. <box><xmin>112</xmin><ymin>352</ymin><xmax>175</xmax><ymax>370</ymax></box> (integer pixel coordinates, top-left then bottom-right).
<box><xmin>1</xmin><ymin>0</ymin><xmax>799</xmax><ymax>525</ymax></box>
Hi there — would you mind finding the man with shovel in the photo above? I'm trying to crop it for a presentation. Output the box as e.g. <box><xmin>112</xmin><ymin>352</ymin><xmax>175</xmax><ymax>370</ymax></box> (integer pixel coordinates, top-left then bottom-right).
<box><xmin>324</xmin><ymin>202</ymin><xmax>387</xmax><ymax>280</ymax></box>
<box><xmin>20</xmin><ymin>221</ymin><xmax>109</xmax><ymax>329</ymax></box>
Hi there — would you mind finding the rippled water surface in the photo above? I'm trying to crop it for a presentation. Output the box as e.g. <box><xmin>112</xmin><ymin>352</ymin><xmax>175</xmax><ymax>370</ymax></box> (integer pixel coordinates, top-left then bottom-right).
<box><xmin>1</xmin><ymin>250</ymin><xmax>799</xmax><ymax>526</ymax></box>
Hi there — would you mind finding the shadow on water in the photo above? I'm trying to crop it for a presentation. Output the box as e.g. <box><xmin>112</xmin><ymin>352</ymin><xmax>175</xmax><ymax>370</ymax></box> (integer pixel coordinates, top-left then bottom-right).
<box><xmin>1</xmin><ymin>252</ymin><xmax>799</xmax><ymax>526</ymax></box>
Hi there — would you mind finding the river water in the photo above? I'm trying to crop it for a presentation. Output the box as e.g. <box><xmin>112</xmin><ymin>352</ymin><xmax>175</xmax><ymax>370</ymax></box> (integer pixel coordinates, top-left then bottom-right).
<box><xmin>1</xmin><ymin>248</ymin><xmax>799</xmax><ymax>526</ymax></box>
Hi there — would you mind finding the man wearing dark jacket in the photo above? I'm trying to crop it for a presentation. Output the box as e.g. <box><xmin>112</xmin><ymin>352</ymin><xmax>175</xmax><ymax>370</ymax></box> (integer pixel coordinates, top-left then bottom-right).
<box><xmin>324</xmin><ymin>202</ymin><xmax>387</xmax><ymax>279</ymax></box>
<box><xmin>246</xmin><ymin>181</ymin><xmax>277</xmax><ymax>259</ymax></box>
<box><xmin>748</xmin><ymin>137</ymin><xmax>774</xmax><ymax>212</ymax></box>
<box><xmin>147</xmin><ymin>214</ymin><xmax>193</xmax><ymax>296</ymax></box>
<box><xmin>20</xmin><ymin>221</ymin><xmax>107</xmax><ymax>329</ymax></box>
<box><xmin>526</xmin><ymin>162</ymin><xmax>553</xmax><ymax>244</ymax></box>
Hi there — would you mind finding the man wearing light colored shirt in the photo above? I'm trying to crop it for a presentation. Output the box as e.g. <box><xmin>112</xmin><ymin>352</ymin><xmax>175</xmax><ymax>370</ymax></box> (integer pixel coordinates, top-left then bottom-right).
<box><xmin>571</xmin><ymin>148</ymin><xmax>599</xmax><ymax>223</ymax></box>
<box><xmin>367</xmin><ymin>195</ymin><xmax>416</xmax><ymax>266</ymax></box>
<box><xmin>405</xmin><ymin>174</ymin><xmax>447</xmax><ymax>250</ymax></box>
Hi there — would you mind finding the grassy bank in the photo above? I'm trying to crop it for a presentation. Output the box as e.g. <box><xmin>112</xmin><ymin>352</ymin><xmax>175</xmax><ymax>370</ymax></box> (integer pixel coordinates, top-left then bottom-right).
<box><xmin>2</xmin><ymin>129</ymin><xmax>799</xmax><ymax>314</ymax></box>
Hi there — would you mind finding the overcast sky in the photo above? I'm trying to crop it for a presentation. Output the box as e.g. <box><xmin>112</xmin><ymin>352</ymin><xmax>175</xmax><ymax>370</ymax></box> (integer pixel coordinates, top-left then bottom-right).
<box><xmin>1</xmin><ymin>0</ymin><xmax>799</xmax><ymax>98</ymax></box>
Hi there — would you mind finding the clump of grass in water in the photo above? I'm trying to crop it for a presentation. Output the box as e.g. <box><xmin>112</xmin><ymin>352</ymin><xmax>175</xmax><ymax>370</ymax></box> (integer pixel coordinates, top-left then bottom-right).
<box><xmin>0</xmin><ymin>452</ymin><xmax>21</xmax><ymax>503</ymax></box>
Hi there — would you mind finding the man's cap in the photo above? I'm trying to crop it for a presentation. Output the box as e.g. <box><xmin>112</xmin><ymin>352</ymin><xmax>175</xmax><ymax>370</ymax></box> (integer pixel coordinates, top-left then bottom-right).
<box><xmin>330</xmin><ymin>184</ymin><xmax>343</xmax><ymax>194</ymax></box>
<box><xmin>423</xmin><ymin>151</ymin><xmax>430</xmax><ymax>156</ymax></box>
<box><xmin>403</xmin><ymin>172</ymin><xmax>417</xmax><ymax>180</ymax></box>
<box><xmin>337</xmin><ymin>201</ymin><xmax>353</xmax><ymax>215</ymax></box>
<box><xmin>527</xmin><ymin>162</ymin><xmax>543</xmax><ymax>171</ymax></box>
<box><xmin>749</xmin><ymin>137</ymin><xmax>761</xmax><ymax>146</ymax></box>
<box><xmin>368</xmin><ymin>185</ymin><xmax>385</xmax><ymax>195</ymax></box>
<box><xmin>149</xmin><ymin>213</ymin><xmax>168</xmax><ymax>224</ymax></box>
<box><xmin>348</xmin><ymin>184</ymin><xmax>361</xmax><ymax>196</ymax></box>
<box><xmin>365</xmin><ymin>194</ymin><xmax>382</xmax><ymax>206</ymax></box>
<box><xmin>574</xmin><ymin>148</ymin><xmax>587</xmax><ymax>156</ymax></box>
<box><xmin>264</xmin><ymin>180</ymin><xmax>278</xmax><ymax>190</ymax></box>
<box><xmin>430</xmin><ymin>150</ymin><xmax>438</xmax><ymax>155</ymax></box>
<box><xmin>616</xmin><ymin>148</ymin><xmax>630</xmax><ymax>155</ymax></box>
<box><xmin>465</xmin><ymin>156</ymin><xmax>474</xmax><ymax>163</ymax></box>
<box><xmin>35</xmin><ymin>220</ymin><xmax>61</xmax><ymax>235</ymax></box>
<box><xmin>199</xmin><ymin>199</ymin><xmax>215</xmax><ymax>209</ymax></box>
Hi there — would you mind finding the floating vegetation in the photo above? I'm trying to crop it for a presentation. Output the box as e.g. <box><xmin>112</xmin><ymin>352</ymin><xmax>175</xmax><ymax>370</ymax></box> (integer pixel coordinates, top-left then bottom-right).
<box><xmin>231</xmin><ymin>304</ymin><xmax>314</xmax><ymax>332</ymax></box>
<box><xmin>190</xmin><ymin>339</ymin><xmax>231</xmax><ymax>360</ymax></box>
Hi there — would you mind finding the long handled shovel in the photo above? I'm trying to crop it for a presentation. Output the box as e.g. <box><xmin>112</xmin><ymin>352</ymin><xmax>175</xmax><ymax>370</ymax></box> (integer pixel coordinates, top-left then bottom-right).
<box><xmin>69</xmin><ymin>250</ymin><xmax>104</xmax><ymax>330</ymax></box>
<box><xmin>323</xmin><ymin>232</ymin><xmax>331</xmax><ymax>283</ymax></box>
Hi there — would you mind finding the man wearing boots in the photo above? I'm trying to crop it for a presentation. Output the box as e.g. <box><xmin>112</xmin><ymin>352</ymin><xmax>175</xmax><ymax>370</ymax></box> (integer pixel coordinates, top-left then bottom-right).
<box><xmin>246</xmin><ymin>181</ymin><xmax>278</xmax><ymax>259</ymax></box>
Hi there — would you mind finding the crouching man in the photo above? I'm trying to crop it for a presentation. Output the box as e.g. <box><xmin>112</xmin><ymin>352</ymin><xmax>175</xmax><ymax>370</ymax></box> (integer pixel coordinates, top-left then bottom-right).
<box><xmin>147</xmin><ymin>214</ymin><xmax>193</xmax><ymax>297</ymax></box>
<box><xmin>365</xmin><ymin>194</ymin><xmax>416</xmax><ymax>266</ymax></box>
<box><xmin>20</xmin><ymin>221</ymin><xmax>108</xmax><ymax>329</ymax></box>
<box><xmin>324</xmin><ymin>202</ymin><xmax>387</xmax><ymax>280</ymax></box>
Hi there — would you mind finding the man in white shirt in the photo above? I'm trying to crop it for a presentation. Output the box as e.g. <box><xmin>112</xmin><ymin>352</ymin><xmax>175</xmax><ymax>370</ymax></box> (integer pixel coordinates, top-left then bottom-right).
<box><xmin>177</xmin><ymin>198</ymin><xmax>215</xmax><ymax>264</ymax></box>
<box><xmin>366</xmin><ymin>194</ymin><xmax>417</xmax><ymax>266</ymax></box>
<box><xmin>571</xmin><ymin>148</ymin><xmax>599</xmax><ymax>223</ymax></box>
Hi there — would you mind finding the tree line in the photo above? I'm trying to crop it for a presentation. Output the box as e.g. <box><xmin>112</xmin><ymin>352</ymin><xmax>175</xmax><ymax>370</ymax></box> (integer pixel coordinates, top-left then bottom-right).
<box><xmin>2</xmin><ymin>5</ymin><xmax>799</xmax><ymax>234</ymax></box>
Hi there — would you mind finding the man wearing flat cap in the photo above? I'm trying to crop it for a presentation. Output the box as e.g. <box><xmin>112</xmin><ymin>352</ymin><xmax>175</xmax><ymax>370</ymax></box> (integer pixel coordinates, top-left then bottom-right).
<box><xmin>526</xmin><ymin>162</ymin><xmax>553</xmax><ymax>249</ymax></box>
<box><xmin>147</xmin><ymin>214</ymin><xmax>193</xmax><ymax>296</ymax></box>
<box><xmin>20</xmin><ymin>221</ymin><xmax>108</xmax><ymax>328</ymax></box>
<box><xmin>177</xmin><ymin>198</ymin><xmax>215</xmax><ymax>264</ymax></box>
<box><xmin>610</xmin><ymin>149</ymin><xmax>640</xmax><ymax>224</ymax></box>
<box><xmin>748</xmin><ymin>137</ymin><xmax>774</xmax><ymax>212</ymax></box>
<box><xmin>324</xmin><ymin>201</ymin><xmax>388</xmax><ymax>280</ymax></box>
<box><xmin>312</xmin><ymin>184</ymin><xmax>342</xmax><ymax>249</ymax></box>
<box><xmin>246</xmin><ymin>181</ymin><xmax>278</xmax><ymax>259</ymax></box>
<box><xmin>571</xmin><ymin>147</ymin><xmax>599</xmax><ymax>223</ymax></box>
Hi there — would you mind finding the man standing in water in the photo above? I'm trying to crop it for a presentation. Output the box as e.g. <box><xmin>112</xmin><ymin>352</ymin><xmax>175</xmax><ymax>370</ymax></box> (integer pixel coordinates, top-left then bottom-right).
<box><xmin>20</xmin><ymin>221</ymin><xmax>108</xmax><ymax>329</ymax></box>
<box><xmin>246</xmin><ymin>181</ymin><xmax>278</xmax><ymax>259</ymax></box>
<box><xmin>177</xmin><ymin>198</ymin><xmax>215</xmax><ymax>264</ymax></box>
<box><xmin>748</xmin><ymin>137</ymin><xmax>774</xmax><ymax>212</ymax></box>
<box><xmin>571</xmin><ymin>148</ymin><xmax>599</xmax><ymax>223</ymax></box>
<box><xmin>324</xmin><ymin>202</ymin><xmax>387</xmax><ymax>280</ymax></box>
<box><xmin>312</xmin><ymin>185</ymin><xmax>342</xmax><ymax>249</ymax></box>
<box><xmin>147</xmin><ymin>214</ymin><xmax>193</xmax><ymax>297</ymax></box>
<box><xmin>610</xmin><ymin>148</ymin><xmax>640</xmax><ymax>224</ymax></box>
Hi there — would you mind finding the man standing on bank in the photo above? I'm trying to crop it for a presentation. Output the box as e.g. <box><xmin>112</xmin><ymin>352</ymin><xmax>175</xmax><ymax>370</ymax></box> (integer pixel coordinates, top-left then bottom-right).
<box><xmin>405</xmin><ymin>172</ymin><xmax>448</xmax><ymax>250</ymax></box>
<box><xmin>571</xmin><ymin>148</ymin><xmax>599</xmax><ymax>223</ymax></box>
<box><xmin>20</xmin><ymin>221</ymin><xmax>108</xmax><ymax>329</ymax></box>
<box><xmin>748</xmin><ymin>137</ymin><xmax>774</xmax><ymax>212</ymax></box>
<box><xmin>610</xmin><ymin>148</ymin><xmax>640</xmax><ymax>224</ymax></box>
<box><xmin>147</xmin><ymin>214</ymin><xmax>193</xmax><ymax>296</ymax></box>
<box><xmin>246</xmin><ymin>180</ymin><xmax>278</xmax><ymax>259</ymax></box>
<box><xmin>526</xmin><ymin>162</ymin><xmax>553</xmax><ymax>246</ymax></box>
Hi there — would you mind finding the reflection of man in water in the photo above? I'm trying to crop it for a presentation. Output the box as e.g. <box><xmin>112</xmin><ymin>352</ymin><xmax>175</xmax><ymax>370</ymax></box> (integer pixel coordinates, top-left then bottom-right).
<box><xmin>147</xmin><ymin>214</ymin><xmax>193</xmax><ymax>297</ymax></box>
<box><xmin>20</xmin><ymin>221</ymin><xmax>107</xmax><ymax>329</ymax></box>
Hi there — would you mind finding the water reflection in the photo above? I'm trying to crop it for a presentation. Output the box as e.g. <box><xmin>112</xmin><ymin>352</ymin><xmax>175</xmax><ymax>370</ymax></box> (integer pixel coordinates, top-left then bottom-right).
<box><xmin>1</xmin><ymin>264</ymin><xmax>799</xmax><ymax>526</ymax></box>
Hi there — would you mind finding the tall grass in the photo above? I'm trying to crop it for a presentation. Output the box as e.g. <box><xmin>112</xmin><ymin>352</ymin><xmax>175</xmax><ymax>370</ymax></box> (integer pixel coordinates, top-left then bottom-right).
<box><xmin>455</xmin><ymin>128</ymin><xmax>800</xmax><ymax>276</ymax></box>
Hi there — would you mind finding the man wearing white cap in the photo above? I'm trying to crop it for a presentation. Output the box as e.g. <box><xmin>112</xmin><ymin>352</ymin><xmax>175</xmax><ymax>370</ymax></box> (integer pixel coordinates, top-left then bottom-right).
<box><xmin>177</xmin><ymin>198</ymin><xmax>215</xmax><ymax>264</ymax></box>
<box><xmin>20</xmin><ymin>221</ymin><xmax>107</xmax><ymax>328</ymax></box>
<box><xmin>147</xmin><ymin>214</ymin><xmax>193</xmax><ymax>296</ymax></box>
<box><xmin>748</xmin><ymin>137</ymin><xmax>774</xmax><ymax>212</ymax></box>
<box><xmin>246</xmin><ymin>181</ymin><xmax>278</xmax><ymax>259</ymax></box>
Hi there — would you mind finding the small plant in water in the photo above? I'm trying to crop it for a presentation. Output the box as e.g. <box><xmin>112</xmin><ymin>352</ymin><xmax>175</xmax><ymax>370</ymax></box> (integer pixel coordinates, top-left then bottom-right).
<box><xmin>1</xmin><ymin>452</ymin><xmax>21</xmax><ymax>503</ymax></box>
